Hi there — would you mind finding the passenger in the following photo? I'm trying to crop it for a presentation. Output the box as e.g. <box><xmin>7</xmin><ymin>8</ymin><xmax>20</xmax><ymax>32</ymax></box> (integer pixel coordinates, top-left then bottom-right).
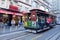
<box><xmin>11</xmin><ymin>19</ymin><xmax>15</xmax><ymax>26</ymax></box>
<box><xmin>38</xmin><ymin>16</ymin><xmax>45</xmax><ymax>29</ymax></box>
<box><xmin>18</xmin><ymin>20</ymin><xmax>21</xmax><ymax>27</ymax></box>
<box><xmin>46</xmin><ymin>17</ymin><xmax>52</xmax><ymax>27</ymax></box>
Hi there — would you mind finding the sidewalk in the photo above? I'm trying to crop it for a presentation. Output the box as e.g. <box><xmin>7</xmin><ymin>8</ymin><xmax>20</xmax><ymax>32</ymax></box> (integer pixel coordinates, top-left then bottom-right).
<box><xmin>0</xmin><ymin>30</ymin><xmax>26</xmax><ymax>40</ymax></box>
<box><xmin>0</xmin><ymin>23</ymin><xmax>26</xmax><ymax>40</ymax></box>
<box><xmin>0</xmin><ymin>22</ymin><xmax>25</xmax><ymax>35</ymax></box>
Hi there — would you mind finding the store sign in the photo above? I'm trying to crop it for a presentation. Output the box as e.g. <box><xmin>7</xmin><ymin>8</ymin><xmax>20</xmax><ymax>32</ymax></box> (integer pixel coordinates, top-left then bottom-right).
<box><xmin>9</xmin><ymin>5</ymin><xmax>18</xmax><ymax>11</ymax></box>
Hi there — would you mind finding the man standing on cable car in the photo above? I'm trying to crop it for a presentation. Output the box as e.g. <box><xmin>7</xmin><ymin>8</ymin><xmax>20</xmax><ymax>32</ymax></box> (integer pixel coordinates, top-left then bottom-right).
<box><xmin>38</xmin><ymin>16</ymin><xmax>45</xmax><ymax>29</ymax></box>
<box><xmin>46</xmin><ymin>16</ymin><xmax>52</xmax><ymax>28</ymax></box>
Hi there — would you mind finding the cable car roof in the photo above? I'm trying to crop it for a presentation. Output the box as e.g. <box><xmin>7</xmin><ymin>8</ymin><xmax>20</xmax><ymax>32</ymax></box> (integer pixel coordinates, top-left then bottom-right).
<box><xmin>30</xmin><ymin>9</ymin><xmax>56</xmax><ymax>16</ymax></box>
<box><xmin>30</xmin><ymin>9</ymin><xmax>46</xmax><ymax>12</ymax></box>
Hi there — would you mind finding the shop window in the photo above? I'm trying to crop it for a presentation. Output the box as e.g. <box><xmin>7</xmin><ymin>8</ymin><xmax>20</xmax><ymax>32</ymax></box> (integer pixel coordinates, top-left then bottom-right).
<box><xmin>1</xmin><ymin>0</ymin><xmax>5</xmax><ymax>4</ymax></box>
<box><xmin>45</xmin><ymin>9</ymin><xmax>48</xmax><ymax>12</ymax></box>
<box><xmin>25</xmin><ymin>7</ymin><xmax>29</xmax><ymax>12</ymax></box>
<box><xmin>40</xmin><ymin>6</ymin><xmax>45</xmax><ymax>10</ymax></box>
<box><xmin>25</xmin><ymin>0</ymin><xmax>29</xmax><ymax>3</ymax></box>
<box><xmin>10</xmin><ymin>2</ymin><xmax>13</xmax><ymax>4</ymax></box>
<box><xmin>18</xmin><ymin>6</ymin><xmax>22</xmax><ymax>11</ymax></box>
<box><xmin>2</xmin><ymin>0</ymin><xmax>5</xmax><ymax>1</ymax></box>
<box><xmin>13</xmin><ymin>0</ymin><xmax>18</xmax><ymax>3</ymax></box>
<box><xmin>32</xmin><ymin>1</ymin><xmax>38</xmax><ymax>8</ymax></box>
<box><xmin>9</xmin><ymin>0</ymin><xmax>11</xmax><ymax>1</ymax></box>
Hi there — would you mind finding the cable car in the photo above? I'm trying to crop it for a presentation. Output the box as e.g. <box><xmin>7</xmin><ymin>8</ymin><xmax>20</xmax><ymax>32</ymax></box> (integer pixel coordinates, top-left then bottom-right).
<box><xmin>24</xmin><ymin>9</ymin><xmax>56</xmax><ymax>33</ymax></box>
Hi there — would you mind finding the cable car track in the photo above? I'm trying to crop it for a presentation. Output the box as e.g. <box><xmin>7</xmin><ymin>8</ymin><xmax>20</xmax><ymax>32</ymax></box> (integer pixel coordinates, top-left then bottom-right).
<box><xmin>7</xmin><ymin>31</ymin><xmax>33</xmax><ymax>40</ymax></box>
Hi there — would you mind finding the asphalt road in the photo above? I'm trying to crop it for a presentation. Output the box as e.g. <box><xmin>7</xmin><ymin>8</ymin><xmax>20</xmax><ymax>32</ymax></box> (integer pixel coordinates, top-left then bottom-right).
<box><xmin>0</xmin><ymin>25</ymin><xmax>60</xmax><ymax>40</ymax></box>
<box><xmin>10</xmin><ymin>25</ymin><xmax>60</xmax><ymax>40</ymax></box>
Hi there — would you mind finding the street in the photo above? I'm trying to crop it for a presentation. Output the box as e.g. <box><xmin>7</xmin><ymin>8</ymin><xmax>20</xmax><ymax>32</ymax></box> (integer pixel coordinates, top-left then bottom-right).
<box><xmin>0</xmin><ymin>0</ymin><xmax>60</xmax><ymax>40</ymax></box>
<box><xmin>0</xmin><ymin>25</ymin><xmax>60</xmax><ymax>40</ymax></box>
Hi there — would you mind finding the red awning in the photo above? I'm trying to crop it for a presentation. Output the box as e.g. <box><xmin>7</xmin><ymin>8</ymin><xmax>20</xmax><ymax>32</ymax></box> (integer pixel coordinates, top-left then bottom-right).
<box><xmin>0</xmin><ymin>10</ymin><xmax>13</xmax><ymax>14</ymax></box>
<box><xmin>0</xmin><ymin>9</ymin><xmax>23</xmax><ymax>16</ymax></box>
<box><xmin>15</xmin><ymin>13</ymin><xmax>23</xmax><ymax>16</ymax></box>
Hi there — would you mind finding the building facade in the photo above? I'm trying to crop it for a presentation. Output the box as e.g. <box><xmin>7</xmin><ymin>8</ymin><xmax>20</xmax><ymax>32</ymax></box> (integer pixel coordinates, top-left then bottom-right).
<box><xmin>0</xmin><ymin>0</ymin><xmax>10</xmax><ymax>9</ymax></box>
<box><xmin>52</xmin><ymin>0</ymin><xmax>60</xmax><ymax>24</ymax></box>
<box><xmin>0</xmin><ymin>0</ymin><xmax>56</xmax><ymax>32</ymax></box>
<box><xmin>0</xmin><ymin>0</ymin><xmax>52</xmax><ymax>12</ymax></box>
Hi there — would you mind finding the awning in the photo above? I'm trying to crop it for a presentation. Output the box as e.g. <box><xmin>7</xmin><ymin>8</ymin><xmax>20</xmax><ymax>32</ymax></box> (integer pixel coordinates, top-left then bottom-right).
<box><xmin>0</xmin><ymin>9</ymin><xmax>13</xmax><ymax>14</ymax></box>
<box><xmin>15</xmin><ymin>13</ymin><xmax>23</xmax><ymax>16</ymax></box>
<box><xmin>0</xmin><ymin>8</ymin><xmax>23</xmax><ymax>16</ymax></box>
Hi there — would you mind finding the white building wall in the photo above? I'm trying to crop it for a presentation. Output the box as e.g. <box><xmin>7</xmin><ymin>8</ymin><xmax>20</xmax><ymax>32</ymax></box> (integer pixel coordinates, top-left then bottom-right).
<box><xmin>37</xmin><ymin>0</ymin><xmax>52</xmax><ymax>12</ymax></box>
<box><xmin>18</xmin><ymin>0</ymin><xmax>31</xmax><ymax>5</ymax></box>
<box><xmin>0</xmin><ymin>0</ymin><xmax>51</xmax><ymax>12</ymax></box>
<box><xmin>17</xmin><ymin>0</ymin><xmax>41</xmax><ymax>12</ymax></box>
<box><xmin>52</xmin><ymin>0</ymin><xmax>60</xmax><ymax>24</ymax></box>
<box><xmin>19</xmin><ymin>0</ymin><xmax>25</xmax><ymax>3</ymax></box>
<box><xmin>0</xmin><ymin>0</ymin><xmax>10</xmax><ymax>9</ymax></box>
<box><xmin>58</xmin><ymin>0</ymin><xmax>60</xmax><ymax>11</ymax></box>
<box><xmin>52</xmin><ymin>1</ymin><xmax>58</xmax><ymax>11</ymax></box>
<box><xmin>18</xmin><ymin>2</ymin><xmax>31</xmax><ymax>12</ymax></box>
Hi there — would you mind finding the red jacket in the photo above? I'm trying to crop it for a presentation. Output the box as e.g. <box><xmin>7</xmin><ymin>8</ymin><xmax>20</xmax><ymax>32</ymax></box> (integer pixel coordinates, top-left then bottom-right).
<box><xmin>46</xmin><ymin>18</ymin><xmax>52</xmax><ymax>23</ymax></box>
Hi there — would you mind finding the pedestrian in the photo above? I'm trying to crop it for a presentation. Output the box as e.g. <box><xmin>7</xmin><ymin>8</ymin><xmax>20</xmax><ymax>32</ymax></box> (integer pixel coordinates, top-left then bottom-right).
<box><xmin>18</xmin><ymin>20</ymin><xmax>21</xmax><ymax>27</ymax></box>
<box><xmin>11</xmin><ymin>19</ymin><xmax>15</xmax><ymax>26</ymax></box>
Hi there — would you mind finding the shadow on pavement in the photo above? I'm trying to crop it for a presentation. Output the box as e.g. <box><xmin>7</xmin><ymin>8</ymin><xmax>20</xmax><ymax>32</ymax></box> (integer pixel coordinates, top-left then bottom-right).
<box><xmin>36</xmin><ymin>27</ymin><xmax>54</xmax><ymax>34</ymax></box>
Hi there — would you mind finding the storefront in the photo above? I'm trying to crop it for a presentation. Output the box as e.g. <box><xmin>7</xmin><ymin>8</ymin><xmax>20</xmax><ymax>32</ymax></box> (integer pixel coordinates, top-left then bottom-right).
<box><xmin>0</xmin><ymin>8</ymin><xmax>23</xmax><ymax>33</ymax></box>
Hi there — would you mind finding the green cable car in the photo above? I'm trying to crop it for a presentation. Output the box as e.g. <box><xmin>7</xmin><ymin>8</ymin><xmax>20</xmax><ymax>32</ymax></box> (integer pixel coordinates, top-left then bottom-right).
<box><xmin>24</xmin><ymin>9</ymin><xmax>56</xmax><ymax>33</ymax></box>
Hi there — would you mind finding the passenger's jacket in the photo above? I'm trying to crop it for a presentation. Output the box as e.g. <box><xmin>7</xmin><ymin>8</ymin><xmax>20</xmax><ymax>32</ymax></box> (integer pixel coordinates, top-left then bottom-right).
<box><xmin>11</xmin><ymin>20</ymin><xmax>15</xmax><ymax>25</ymax></box>
<box><xmin>46</xmin><ymin>18</ymin><xmax>52</xmax><ymax>24</ymax></box>
<box><xmin>38</xmin><ymin>18</ymin><xmax>45</xmax><ymax>24</ymax></box>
